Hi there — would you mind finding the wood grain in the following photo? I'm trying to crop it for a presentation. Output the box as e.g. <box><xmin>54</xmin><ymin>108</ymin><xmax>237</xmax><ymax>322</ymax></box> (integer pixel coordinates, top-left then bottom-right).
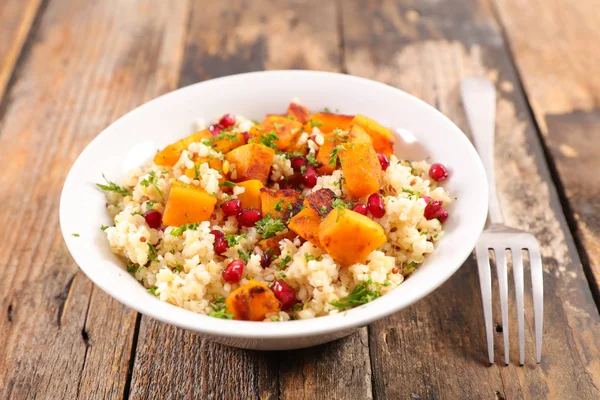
<box><xmin>493</xmin><ymin>0</ymin><xmax>600</xmax><ymax>304</ymax></box>
<box><xmin>0</xmin><ymin>0</ymin><xmax>43</xmax><ymax>105</ymax></box>
<box><xmin>341</xmin><ymin>0</ymin><xmax>600</xmax><ymax>398</ymax></box>
<box><xmin>0</xmin><ymin>0</ymin><xmax>189</xmax><ymax>398</ymax></box>
<box><xmin>129</xmin><ymin>1</ymin><xmax>371</xmax><ymax>399</ymax></box>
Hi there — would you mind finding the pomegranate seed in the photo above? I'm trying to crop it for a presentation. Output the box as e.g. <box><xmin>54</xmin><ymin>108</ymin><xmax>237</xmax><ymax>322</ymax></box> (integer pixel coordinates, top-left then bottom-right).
<box><xmin>377</xmin><ymin>153</ymin><xmax>390</xmax><ymax>171</ymax></box>
<box><xmin>241</xmin><ymin>131</ymin><xmax>249</xmax><ymax>143</ymax></box>
<box><xmin>237</xmin><ymin>208</ymin><xmax>262</xmax><ymax>227</ymax></box>
<box><xmin>367</xmin><ymin>193</ymin><xmax>386</xmax><ymax>218</ymax></box>
<box><xmin>143</xmin><ymin>210</ymin><xmax>162</xmax><ymax>229</ymax></box>
<box><xmin>222</xmin><ymin>260</ymin><xmax>244</xmax><ymax>283</ymax></box>
<box><xmin>352</xmin><ymin>204</ymin><xmax>368</xmax><ymax>215</ymax></box>
<box><xmin>422</xmin><ymin>196</ymin><xmax>444</xmax><ymax>220</ymax></box>
<box><xmin>218</xmin><ymin>114</ymin><xmax>236</xmax><ymax>128</ymax></box>
<box><xmin>209</xmin><ymin>124</ymin><xmax>222</xmax><ymax>136</ymax></box>
<box><xmin>210</xmin><ymin>229</ymin><xmax>224</xmax><ymax>239</ymax></box>
<box><xmin>290</xmin><ymin>157</ymin><xmax>307</xmax><ymax>173</ymax></box>
<box><xmin>221</xmin><ymin>199</ymin><xmax>242</xmax><ymax>216</ymax></box>
<box><xmin>260</xmin><ymin>251</ymin><xmax>272</xmax><ymax>268</ymax></box>
<box><xmin>272</xmin><ymin>280</ymin><xmax>297</xmax><ymax>310</ymax></box>
<box><xmin>432</xmin><ymin>208</ymin><xmax>449</xmax><ymax>223</ymax></box>
<box><xmin>213</xmin><ymin>237</ymin><xmax>229</xmax><ymax>255</ymax></box>
<box><xmin>429</xmin><ymin>163</ymin><xmax>449</xmax><ymax>181</ymax></box>
<box><xmin>302</xmin><ymin>165</ymin><xmax>318</xmax><ymax>188</ymax></box>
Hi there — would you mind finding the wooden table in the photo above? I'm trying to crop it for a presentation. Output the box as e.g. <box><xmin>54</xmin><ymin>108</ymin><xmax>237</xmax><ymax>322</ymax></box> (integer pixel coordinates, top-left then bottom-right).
<box><xmin>1</xmin><ymin>0</ymin><xmax>599</xmax><ymax>398</ymax></box>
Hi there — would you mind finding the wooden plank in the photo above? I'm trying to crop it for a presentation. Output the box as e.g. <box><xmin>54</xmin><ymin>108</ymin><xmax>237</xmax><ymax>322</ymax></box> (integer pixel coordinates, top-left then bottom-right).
<box><xmin>0</xmin><ymin>0</ymin><xmax>43</xmax><ymax>105</ymax></box>
<box><xmin>493</xmin><ymin>0</ymin><xmax>600</xmax><ymax>304</ymax></box>
<box><xmin>129</xmin><ymin>1</ymin><xmax>371</xmax><ymax>399</ymax></box>
<box><xmin>0</xmin><ymin>0</ymin><xmax>190</xmax><ymax>398</ymax></box>
<box><xmin>340</xmin><ymin>0</ymin><xmax>600</xmax><ymax>398</ymax></box>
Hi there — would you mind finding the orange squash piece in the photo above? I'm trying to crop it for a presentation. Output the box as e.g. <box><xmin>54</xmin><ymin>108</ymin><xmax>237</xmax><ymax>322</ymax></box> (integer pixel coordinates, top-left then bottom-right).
<box><xmin>163</xmin><ymin>181</ymin><xmax>217</xmax><ymax>226</ymax></box>
<box><xmin>183</xmin><ymin>156</ymin><xmax>223</xmax><ymax>179</ymax></box>
<box><xmin>154</xmin><ymin>130</ymin><xmax>212</xmax><ymax>167</ymax></box>
<box><xmin>319</xmin><ymin>209</ymin><xmax>387</xmax><ymax>266</ymax></box>
<box><xmin>257</xmin><ymin>231</ymin><xmax>297</xmax><ymax>254</ymax></box>
<box><xmin>208</xmin><ymin>131</ymin><xmax>246</xmax><ymax>154</ymax></box>
<box><xmin>236</xmin><ymin>180</ymin><xmax>264</xmax><ymax>210</ymax></box>
<box><xmin>288</xmin><ymin>202</ymin><xmax>323</xmax><ymax>248</ymax></box>
<box><xmin>351</xmin><ymin>115</ymin><xmax>395</xmax><ymax>156</ymax></box>
<box><xmin>226</xmin><ymin>280</ymin><xmax>281</xmax><ymax>321</ymax></box>
<box><xmin>316</xmin><ymin>131</ymin><xmax>343</xmax><ymax>174</ymax></box>
<box><xmin>305</xmin><ymin>113</ymin><xmax>354</xmax><ymax>133</ymax></box>
<box><xmin>340</xmin><ymin>126</ymin><xmax>382</xmax><ymax>198</ymax></box>
<box><xmin>249</xmin><ymin>115</ymin><xmax>303</xmax><ymax>151</ymax></box>
<box><xmin>225</xmin><ymin>143</ymin><xmax>275</xmax><ymax>184</ymax></box>
<box><xmin>259</xmin><ymin>188</ymin><xmax>302</xmax><ymax>219</ymax></box>
<box><xmin>286</xmin><ymin>102</ymin><xmax>310</xmax><ymax>124</ymax></box>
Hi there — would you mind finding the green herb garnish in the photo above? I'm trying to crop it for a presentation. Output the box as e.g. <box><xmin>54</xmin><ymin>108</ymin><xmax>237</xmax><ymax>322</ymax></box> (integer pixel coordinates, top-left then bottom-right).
<box><xmin>127</xmin><ymin>260</ymin><xmax>138</xmax><ymax>273</ymax></box>
<box><xmin>140</xmin><ymin>171</ymin><xmax>164</xmax><ymax>200</ymax></box>
<box><xmin>329</xmin><ymin>144</ymin><xmax>346</xmax><ymax>166</ymax></box>
<box><xmin>100</xmin><ymin>225</ymin><xmax>109</xmax><ymax>231</ymax></box>
<box><xmin>96</xmin><ymin>173</ymin><xmax>131</xmax><ymax>196</ymax></box>
<box><xmin>208</xmin><ymin>295</ymin><xmax>234</xmax><ymax>319</ymax></box>
<box><xmin>279</xmin><ymin>255</ymin><xmax>292</xmax><ymax>270</ymax></box>
<box><xmin>255</xmin><ymin>214</ymin><xmax>287</xmax><ymax>239</ymax></box>
<box><xmin>219</xmin><ymin>181</ymin><xmax>237</xmax><ymax>188</ymax></box>
<box><xmin>170</xmin><ymin>223</ymin><xmax>200</xmax><ymax>236</ymax></box>
<box><xmin>147</xmin><ymin>286</ymin><xmax>159</xmax><ymax>296</ymax></box>
<box><xmin>225</xmin><ymin>234</ymin><xmax>246</xmax><ymax>247</ymax></box>
<box><xmin>72</xmin><ymin>233</ymin><xmax>80</xmax><ymax>237</ymax></box>
<box><xmin>273</xmin><ymin>200</ymin><xmax>285</xmax><ymax>212</ymax></box>
<box><xmin>259</xmin><ymin>132</ymin><xmax>280</xmax><ymax>149</ymax></box>
<box><xmin>237</xmin><ymin>249</ymin><xmax>250</xmax><ymax>263</ymax></box>
<box><xmin>145</xmin><ymin>200</ymin><xmax>157</xmax><ymax>210</ymax></box>
<box><xmin>309</xmin><ymin>119</ymin><xmax>323</xmax><ymax>128</ymax></box>
<box><xmin>305</xmin><ymin>254</ymin><xmax>322</xmax><ymax>262</ymax></box>
<box><xmin>194</xmin><ymin>164</ymin><xmax>201</xmax><ymax>180</ymax></box>
<box><xmin>330</xmin><ymin>279</ymin><xmax>381</xmax><ymax>309</ymax></box>
<box><xmin>306</xmin><ymin>152</ymin><xmax>318</xmax><ymax>167</ymax></box>
<box><xmin>147</xmin><ymin>243</ymin><xmax>158</xmax><ymax>263</ymax></box>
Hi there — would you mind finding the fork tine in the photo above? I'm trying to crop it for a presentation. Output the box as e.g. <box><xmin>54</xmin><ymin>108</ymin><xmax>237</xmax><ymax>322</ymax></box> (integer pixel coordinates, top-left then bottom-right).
<box><xmin>528</xmin><ymin>245</ymin><xmax>544</xmax><ymax>363</ymax></box>
<box><xmin>476</xmin><ymin>246</ymin><xmax>494</xmax><ymax>363</ymax></box>
<box><xmin>494</xmin><ymin>248</ymin><xmax>510</xmax><ymax>364</ymax></box>
<box><xmin>512</xmin><ymin>248</ymin><xmax>525</xmax><ymax>365</ymax></box>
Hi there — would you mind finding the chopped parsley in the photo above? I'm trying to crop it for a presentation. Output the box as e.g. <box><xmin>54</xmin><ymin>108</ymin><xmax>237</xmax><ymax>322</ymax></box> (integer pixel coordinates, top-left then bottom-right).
<box><xmin>329</xmin><ymin>144</ymin><xmax>346</xmax><ymax>166</ymax></box>
<box><xmin>219</xmin><ymin>181</ymin><xmax>237</xmax><ymax>188</ymax></box>
<box><xmin>405</xmin><ymin>261</ymin><xmax>417</xmax><ymax>271</ymax></box>
<box><xmin>96</xmin><ymin>173</ymin><xmax>131</xmax><ymax>196</ymax></box>
<box><xmin>225</xmin><ymin>234</ymin><xmax>246</xmax><ymax>247</ymax></box>
<box><xmin>330</xmin><ymin>279</ymin><xmax>381</xmax><ymax>309</ymax></box>
<box><xmin>402</xmin><ymin>188</ymin><xmax>420</xmax><ymax>199</ymax></box>
<box><xmin>332</xmin><ymin>198</ymin><xmax>349</xmax><ymax>221</ymax></box>
<box><xmin>127</xmin><ymin>260</ymin><xmax>138</xmax><ymax>273</ymax></box>
<box><xmin>140</xmin><ymin>171</ymin><xmax>164</xmax><ymax>200</ymax></box>
<box><xmin>147</xmin><ymin>286</ymin><xmax>159</xmax><ymax>296</ymax></box>
<box><xmin>100</xmin><ymin>225</ymin><xmax>109</xmax><ymax>231</ymax></box>
<box><xmin>300</xmin><ymin>165</ymin><xmax>307</xmax><ymax>174</ymax></box>
<box><xmin>145</xmin><ymin>200</ymin><xmax>157</xmax><ymax>210</ymax></box>
<box><xmin>279</xmin><ymin>255</ymin><xmax>292</xmax><ymax>270</ymax></box>
<box><xmin>237</xmin><ymin>249</ymin><xmax>250</xmax><ymax>263</ymax></box>
<box><xmin>258</xmin><ymin>132</ymin><xmax>280</xmax><ymax>149</ymax></box>
<box><xmin>255</xmin><ymin>214</ymin><xmax>287</xmax><ymax>239</ymax></box>
<box><xmin>273</xmin><ymin>200</ymin><xmax>285</xmax><ymax>212</ymax></box>
<box><xmin>208</xmin><ymin>295</ymin><xmax>234</xmax><ymax>319</ymax></box>
<box><xmin>305</xmin><ymin>254</ymin><xmax>322</xmax><ymax>262</ymax></box>
<box><xmin>323</xmin><ymin>107</ymin><xmax>332</xmax><ymax>113</ymax></box>
<box><xmin>170</xmin><ymin>223</ymin><xmax>200</xmax><ymax>236</ymax></box>
<box><xmin>306</xmin><ymin>152</ymin><xmax>318</xmax><ymax>167</ymax></box>
<box><xmin>131</xmin><ymin>211</ymin><xmax>142</xmax><ymax>216</ymax></box>
<box><xmin>193</xmin><ymin>164</ymin><xmax>201</xmax><ymax>180</ymax></box>
<box><xmin>72</xmin><ymin>233</ymin><xmax>80</xmax><ymax>237</ymax></box>
<box><xmin>270</xmin><ymin>317</ymin><xmax>280</xmax><ymax>322</ymax></box>
<box><xmin>309</xmin><ymin>119</ymin><xmax>323</xmax><ymax>128</ymax></box>
<box><xmin>334</xmin><ymin>175</ymin><xmax>345</xmax><ymax>191</ymax></box>
<box><xmin>174</xmin><ymin>263</ymin><xmax>183</xmax><ymax>272</ymax></box>
<box><xmin>147</xmin><ymin>243</ymin><xmax>158</xmax><ymax>263</ymax></box>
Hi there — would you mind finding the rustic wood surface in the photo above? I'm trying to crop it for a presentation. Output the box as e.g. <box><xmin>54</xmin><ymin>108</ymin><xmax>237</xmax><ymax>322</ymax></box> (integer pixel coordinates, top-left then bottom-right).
<box><xmin>0</xmin><ymin>0</ymin><xmax>599</xmax><ymax>399</ymax></box>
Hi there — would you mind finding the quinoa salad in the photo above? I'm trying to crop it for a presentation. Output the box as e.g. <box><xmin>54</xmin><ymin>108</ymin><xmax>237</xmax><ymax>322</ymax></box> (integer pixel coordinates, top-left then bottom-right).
<box><xmin>98</xmin><ymin>102</ymin><xmax>452</xmax><ymax>322</ymax></box>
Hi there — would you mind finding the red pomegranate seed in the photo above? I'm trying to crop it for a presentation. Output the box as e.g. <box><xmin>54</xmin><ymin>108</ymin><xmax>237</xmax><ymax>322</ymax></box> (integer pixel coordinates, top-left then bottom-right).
<box><xmin>210</xmin><ymin>229</ymin><xmax>224</xmax><ymax>239</ymax></box>
<box><xmin>436</xmin><ymin>208</ymin><xmax>449</xmax><ymax>223</ymax></box>
<box><xmin>222</xmin><ymin>260</ymin><xmax>244</xmax><ymax>283</ymax></box>
<box><xmin>143</xmin><ymin>210</ymin><xmax>162</xmax><ymax>229</ymax></box>
<box><xmin>290</xmin><ymin>157</ymin><xmax>307</xmax><ymax>173</ymax></box>
<box><xmin>221</xmin><ymin>199</ymin><xmax>242</xmax><ymax>216</ymax></box>
<box><xmin>422</xmin><ymin>196</ymin><xmax>444</xmax><ymax>220</ymax></box>
<box><xmin>302</xmin><ymin>165</ymin><xmax>318</xmax><ymax>188</ymax></box>
<box><xmin>260</xmin><ymin>251</ymin><xmax>272</xmax><ymax>268</ymax></box>
<box><xmin>376</xmin><ymin>153</ymin><xmax>390</xmax><ymax>171</ymax></box>
<box><xmin>218</xmin><ymin>114</ymin><xmax>236</xmax><ymax>128</ymax></box>
<box><xmin>429</xmin><ymin>163</ymin><xmax>449</xmax><ymax>181</ymax></box>
<box><xmin>241</xmin><ymin>131</ymin><xmax>249</xmax><ymax>143</ymax></box>
<box><xmin>237</xmin><ymin>208</ymin><xmax>262</xmax><ymax>227</ymax></box>
<box><xmin>352</xmin><ymin>204</ymin><xmax>368</xmax><ymax>215</ymax></box>
<box><xmin>213</xmin><ymin>237</ymin><xmax>229</xmax><ymax>255</ymax></box>
<box><xmin>367</xmin><ymin>193</ymin><xmax>386</xmax><ymax>218</ymax></box>
<box><xmin>209</xmin><ymin>124</ymin><xmax>222</xmax><ymax>136</ymax></box>
<box><xmin>272</xmin><ymin>280</ymin><xmax>297</xmax><ymax>310</ymax></box>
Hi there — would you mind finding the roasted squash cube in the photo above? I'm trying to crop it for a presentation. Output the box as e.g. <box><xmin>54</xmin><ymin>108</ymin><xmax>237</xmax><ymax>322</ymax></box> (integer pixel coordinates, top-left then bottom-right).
<box><xmin>154</xmin><ymin>130</ymin><xmax>212</xmax><ymax>167</ymax></box>
<box><xmin>306</xmin><ymin>113</ymin><xmax>354</xmax><ymax>133</ymax></box>
<box><xmin>288</xmin><ymin>203</ymin><xmax>323</xmax><ymax>248</ymax></box>
<box><xmin>260</xmin><ymin>188</ymin><xmax>302</xmax><ymax>219</ymax></box>
<box><xmin>316</xmin><ymin>132</ymin><xmax>343</xmax><ymax>174</ymax></box>
<box><xmin>286</xmin><ymin>102</ymin><xmax>311</xmax><ymax>124</ymax></box>
<box><xmin>305</xmin><ymin>188</ymin><xmax>336</xmax><ymax>217</ymax></box>
<box><xmin>163</xmin><ymin>181</ymin><xmax>217</xmax><ymax>226</ymax></box>
<box><xmin>351</xmin><ymin>115</ymin><xmax>395</xmax><ymax>156</ymax></box>
<box><xmin>225</xmin><ymin>143</ymin><xmax>275</xmax><ymax>184</ymax></box>
<box><xmin>319</xmin><ymin>209</ymin><xmax>387</xmax><ymax>266</ymax></box>
<box><xmin>257</xmin><ymin>231</ymin><xmax>297</xmax><ymax>255</ymax></box>
<box><xmin>249</xmin><ymin>115</ymin><xmax>303</xmax><ymax>151</ymax></box>
<box><xmin>209</xmin><ymin>131</ymin><xmax>246</xmax><ymax>154</ymax></box>
<box><xmin>340</xmin><ymin>137</ymin><xmax>382</xmax><ymax>198</ymax></box>
<box><xmin>226</xmin><ymin>280</ymin><xmax>281</xmax><ymax>321</ymax></box>
<box><xmin>348</xmin><ymin>124</ymin><xmax>373</xmax><ymax>144</ymax></box>
<box><xmin>237</xmin><ymin>180</ymin><xmax>264</xmax><ymax>210</ymax></box>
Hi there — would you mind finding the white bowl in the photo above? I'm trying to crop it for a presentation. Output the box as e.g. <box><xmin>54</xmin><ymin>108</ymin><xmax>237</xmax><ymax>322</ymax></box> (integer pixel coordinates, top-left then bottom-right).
<box><xmin>60</xmin><ymin>70</ymin><xmax>487</xmax><ymax>350</ymax></box>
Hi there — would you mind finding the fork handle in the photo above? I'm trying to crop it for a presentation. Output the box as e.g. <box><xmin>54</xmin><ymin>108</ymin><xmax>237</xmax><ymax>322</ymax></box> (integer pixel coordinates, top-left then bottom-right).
<box><xmin>460</xmin><ymin>78</ymin><xmax>504</xmax><ymax>225</ymax></box>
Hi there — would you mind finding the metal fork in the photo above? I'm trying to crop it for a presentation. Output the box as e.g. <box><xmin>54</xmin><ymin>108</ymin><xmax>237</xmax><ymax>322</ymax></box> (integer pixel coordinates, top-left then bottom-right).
<box><xmin>460</xmin><ymin>77</ymin><xmax>543</xmax><ymax>365</ymax></box>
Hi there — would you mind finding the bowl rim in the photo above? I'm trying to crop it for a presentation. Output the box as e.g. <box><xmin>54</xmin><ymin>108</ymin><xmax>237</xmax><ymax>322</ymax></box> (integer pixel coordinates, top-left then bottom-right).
<box><xmin>60</xmin><ymin>70</ymin><xmax>488</xmax><ymax>339</ymax></box>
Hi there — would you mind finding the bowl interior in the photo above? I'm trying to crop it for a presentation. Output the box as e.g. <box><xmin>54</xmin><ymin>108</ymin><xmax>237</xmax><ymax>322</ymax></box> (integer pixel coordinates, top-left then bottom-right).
<box><xmin>60</xmin><ymin>71</ymin><xmax>487</xmax><ymax>339</ymax></box>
